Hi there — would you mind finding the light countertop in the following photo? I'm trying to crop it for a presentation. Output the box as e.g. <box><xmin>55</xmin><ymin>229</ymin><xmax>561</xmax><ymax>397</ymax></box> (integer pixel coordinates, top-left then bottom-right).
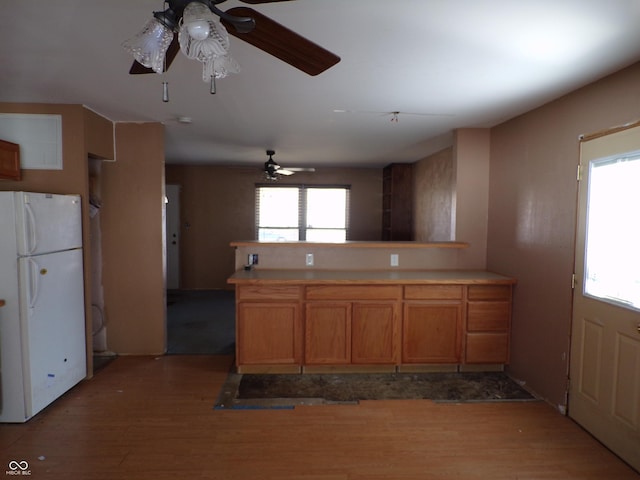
<box><xmin>230</xmin><ymin>241</ymin><xmax>469</xmax><ymax>249</ymax></box>
<box><xmin>228</xmin><ymin>269</ymin><xmax>516</xmax><ymax>285</ymax></box>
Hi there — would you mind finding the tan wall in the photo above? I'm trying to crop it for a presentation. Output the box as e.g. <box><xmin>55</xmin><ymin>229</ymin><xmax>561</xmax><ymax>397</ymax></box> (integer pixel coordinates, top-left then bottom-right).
<box><xmin>413</xmin><ymin>147</ymin><xmax>454</xmax><ymax>242</ymax></box>
<box><xmin>233</xmin><ymin>243</ymin><xmax>465</xmax><ymax>271</ymax></box>
<box><xmin>0</xmin><ymin>103</ymin><xmax>112</xmax><ymax>373</ymax></box>
<box><xmin>488</xmin><ymin>61</ymin><xmax>640</xmax><ymax>408</ymax></box>
<box><xmin>453</xmin><ymin>128</ymin><xmax>490</xmax><ymax>269</ymax></box>
<box><xmin>101</xmin><ymin>123</ymin><xmax>166</xmax><ymax>354</ymax></box>
<box><xmin>165</xmin><ymin>165</ymin><xmax>382</xmax><ymax>289</ymax></box>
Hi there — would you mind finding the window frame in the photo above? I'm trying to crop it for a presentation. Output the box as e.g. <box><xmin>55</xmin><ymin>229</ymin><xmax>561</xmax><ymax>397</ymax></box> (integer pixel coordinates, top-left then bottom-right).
<box><xmin>255</xmin><ymin>184</ymin><xmax>350</xmax><ymax>241</ymax></box>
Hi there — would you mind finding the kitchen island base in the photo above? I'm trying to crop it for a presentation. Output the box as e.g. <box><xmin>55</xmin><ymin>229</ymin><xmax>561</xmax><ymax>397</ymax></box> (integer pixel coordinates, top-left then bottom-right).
<box><xmin>228</xmin><ymin>270</ymin><xmax>516</xmax><ymax>373</ymax></box>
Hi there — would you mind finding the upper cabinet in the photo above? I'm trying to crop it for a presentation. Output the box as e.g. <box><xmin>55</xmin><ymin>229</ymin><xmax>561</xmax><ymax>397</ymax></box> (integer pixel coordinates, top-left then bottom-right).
<box><xmin>0</xmin><ymin>139</ymin><xmax>21</xmax><ymax>181</ymax></box>
<box><xmin>382</xmin><ymin>163</ymin><xmax>414</xmax><ymax>240</ymax></box>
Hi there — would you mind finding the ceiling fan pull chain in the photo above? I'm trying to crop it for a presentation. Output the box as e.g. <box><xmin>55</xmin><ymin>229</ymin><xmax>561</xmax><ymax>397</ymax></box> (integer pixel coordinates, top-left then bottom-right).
<box><xmin>210</xmin><ymin>75</ymin><xmax>216</xmax><ymax>95</ymax></box>
<box><xmin>162</xmin><ymin>81</ymin><xmax>170</xmax><ymax>102</ymax></box>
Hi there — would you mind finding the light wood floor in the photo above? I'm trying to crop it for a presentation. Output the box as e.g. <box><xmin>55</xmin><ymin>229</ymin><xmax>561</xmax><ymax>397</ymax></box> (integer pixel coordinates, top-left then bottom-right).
<box><xmin>1</xmin><ymin>355</ymin><xmax>638</xmax><ymax>480</ymax></box>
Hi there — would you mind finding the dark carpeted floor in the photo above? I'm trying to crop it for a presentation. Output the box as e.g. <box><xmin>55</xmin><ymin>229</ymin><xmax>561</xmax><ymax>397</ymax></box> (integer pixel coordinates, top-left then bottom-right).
<box><xmin>215</xmin><ymin>371</ymin><xmax>536</xmax><ymax>409</ymax></box>
<box><xmin>166</xmin><ymin>289</ymin><xmax>236</xmax><ymax>355</ymax></box>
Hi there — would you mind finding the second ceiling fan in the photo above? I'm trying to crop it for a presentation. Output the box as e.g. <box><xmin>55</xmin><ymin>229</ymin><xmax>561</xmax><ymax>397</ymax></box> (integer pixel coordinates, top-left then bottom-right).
<box><xmin>124</xmin><ymin>0</ymin><xmax>341</xmax><ymax>78</ymax></box>
<box><xmin>264</xmin><ymin>150</ymin><xmax>314</xmax><ymax>180</ymax></box>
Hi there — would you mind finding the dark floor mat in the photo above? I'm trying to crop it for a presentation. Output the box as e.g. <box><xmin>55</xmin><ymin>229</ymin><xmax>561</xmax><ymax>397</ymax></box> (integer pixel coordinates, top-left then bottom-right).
<box><xmin>215</xmin><ymin>371</ymin><xmax>536</xmax><ymax>409</ymax></box>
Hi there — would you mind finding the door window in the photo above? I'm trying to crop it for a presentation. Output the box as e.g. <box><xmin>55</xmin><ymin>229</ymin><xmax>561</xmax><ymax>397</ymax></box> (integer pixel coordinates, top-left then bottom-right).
<box><xmin>584</xmin><ymin>153</ymin><xmax>640</xmax><ymax>311</ymax></box>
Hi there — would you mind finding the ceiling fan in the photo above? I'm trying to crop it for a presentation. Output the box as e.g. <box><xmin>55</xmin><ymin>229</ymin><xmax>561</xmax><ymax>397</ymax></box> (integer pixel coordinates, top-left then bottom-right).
<box><xmin>123</xmin><ymin>0</ymin><xmax>341</xmax><ymax>82</ymax></box>
<box><xmin>264</xmin><ymin>150</ymin><xmax>314</xmax><ymax>180</ymax></box>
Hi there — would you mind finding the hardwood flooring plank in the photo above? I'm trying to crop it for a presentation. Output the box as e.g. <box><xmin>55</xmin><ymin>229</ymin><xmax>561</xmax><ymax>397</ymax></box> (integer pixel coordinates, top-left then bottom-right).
<box><xmin>0</xmin><ymin>355</ymin><xmax>637</xmax><ymax>479</ymax></box>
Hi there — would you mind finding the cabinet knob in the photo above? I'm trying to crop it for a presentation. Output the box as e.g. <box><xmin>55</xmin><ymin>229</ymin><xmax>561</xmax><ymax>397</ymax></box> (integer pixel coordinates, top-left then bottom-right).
<box><xmin>0</xmin><ymin>299</ymin><xmax>5</xmax><ymax>307</ymax></box>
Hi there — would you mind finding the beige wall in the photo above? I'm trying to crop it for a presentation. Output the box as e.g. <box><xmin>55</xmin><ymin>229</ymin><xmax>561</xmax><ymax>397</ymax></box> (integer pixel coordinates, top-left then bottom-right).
<box><xmin>453</xmin><ymin>129</ymin><xmax>490</xmax><ymax>269</ymax></box>
<box><xmin>165</xmin><ymin>165</ymin><xmax>382</xmax><ymax>289</ymax></box>
<box><xmin>413</xmin><ymin>147</ymin><xmax>454</xmax><ymax>242</ymax></box>
<box><xmin>101</xmin><ymin>123</ymin><xmax>166</xmax><ymax>354</ymax></box>
<box><xmin>0</xmin><ymin>103</ymin><xmax>112</xmax><ymax>373</ymax></box>
<box><xmin>233</xmin><ymin>243</ymin><xmax>466</xmax><ymax>271</ymax></box>
<box><xmin>488</xmin><ymin>61</ymin><xmax>640</xmax><ymax>408</ymax></box>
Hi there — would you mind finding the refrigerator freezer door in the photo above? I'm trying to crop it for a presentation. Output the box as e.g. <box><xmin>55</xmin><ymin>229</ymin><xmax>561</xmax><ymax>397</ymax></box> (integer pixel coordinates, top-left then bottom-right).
<box><xmin>14</xmin><ymin>192</ymin><xmax>82</xmax><ymax>256</ymax></box>
<box><xmin>18</xmin><ymin>248</ymin><xmax>86</xmax><ymax>419</ymax></box>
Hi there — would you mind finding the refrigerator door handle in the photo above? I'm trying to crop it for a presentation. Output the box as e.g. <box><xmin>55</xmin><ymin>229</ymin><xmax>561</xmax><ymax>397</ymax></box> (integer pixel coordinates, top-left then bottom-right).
<box><xmin>27</xmin><ymin>258</ymin><xmax>40</xmax><ymax>309</ymax></box>
<box><xmin>24</xmin><ymin>202</ymin><xmax>37</xmax><ymax>255</ymax></box>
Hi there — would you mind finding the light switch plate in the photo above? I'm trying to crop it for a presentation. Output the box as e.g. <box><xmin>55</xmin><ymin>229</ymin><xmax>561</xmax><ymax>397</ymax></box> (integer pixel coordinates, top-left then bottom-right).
<box><xmin>390</xmin><ymin>254</ymin><xmax>399</xmax><ymax>267</ymax></box>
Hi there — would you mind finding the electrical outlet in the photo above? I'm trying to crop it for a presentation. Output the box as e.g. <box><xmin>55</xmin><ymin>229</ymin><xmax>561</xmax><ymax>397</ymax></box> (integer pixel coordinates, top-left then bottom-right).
<box><xmin>390</xmin><ymin>253</ymin><xmax>399</xmax><ymax>267</ymax></box>
<box><xmin>306</xmin><ymin>253</ymin><xmax>314</xmax><ymax>266</ymax></box>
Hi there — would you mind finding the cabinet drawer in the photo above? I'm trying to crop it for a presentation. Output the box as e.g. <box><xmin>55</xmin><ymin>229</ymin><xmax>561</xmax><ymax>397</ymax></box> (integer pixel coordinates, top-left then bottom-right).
<box><xmin>404</xmin><ymin>285</ymin><xmax>463</xmax><ymax>300</ymax></box>
<box><xmin>237</xmin><ymin>285</ymin><xmax>301</xmax><ymax>301</ymax></box>
<box><xmin>306</xmin><ymin>285</ymin><xmax>401</xmax><ymax>301</ymax></box>
<box><xmin>467</xmin><ymin>285</ymin><xmax>511</xmax><ymax>301</ymax></box>
<box><xmin>465</xmin><ymin>333</ymin><xmax>509</xmax><ymax>364</ymax></box>
<box><xmin>467</xmin><ymin>302</ymin><xmax>510</xmax><ymax>331</ymax></box>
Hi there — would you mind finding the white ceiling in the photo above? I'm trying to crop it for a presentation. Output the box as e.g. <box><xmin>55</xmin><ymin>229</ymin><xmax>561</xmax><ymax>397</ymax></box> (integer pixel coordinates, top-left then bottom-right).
<box><xmin>2</xmin><ymin>0</ymin><xmax>640</xmax><ymax>169</ymax></box>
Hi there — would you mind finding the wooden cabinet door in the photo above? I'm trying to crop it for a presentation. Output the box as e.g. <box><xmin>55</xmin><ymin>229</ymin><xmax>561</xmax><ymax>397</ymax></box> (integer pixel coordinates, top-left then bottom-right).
<box><xmin>236</xmin><ymin>302</ymin><xmax>301</xmax><ymax>365</ymax></box>
<box><xmin>402</xmin><ymin>302</ymin><xmax>462</xmax><ymax>363</ymax></box>
<box><xmin>305</xmin><ymin>302</ymin><xmax>351</xmax><ymax>364</ymax></box>
<box><xmin>351</xmin><ymin>302</ymin><xmax>398</xmax><ymax>364</ymax></box>
<box><xmin>0</xmin><ymin>139</ymin><xmax>21</xmax><ymax>180</ymax></box>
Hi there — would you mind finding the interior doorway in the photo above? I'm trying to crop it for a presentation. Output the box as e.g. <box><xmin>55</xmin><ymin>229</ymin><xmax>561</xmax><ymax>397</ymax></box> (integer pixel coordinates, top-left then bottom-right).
<box><xmin>569</xmin><ymin>125</ymin><xmax>640</xmax><ymax>471</ymax></box>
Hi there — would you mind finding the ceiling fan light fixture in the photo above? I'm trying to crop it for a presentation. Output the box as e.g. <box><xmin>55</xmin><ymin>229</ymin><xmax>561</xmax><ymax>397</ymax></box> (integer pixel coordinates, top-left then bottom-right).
<box><xmin>182</xmin><ymin>2</ymin><xmax>211</xmax><ymax>41</ymax></box>
<box><xmin>122</xmin><ymin>17</ymin><xmax>174</xmax><ymax>74</ymax></box>
<box><xmin>179</xmin><ymin>2</ymin><xmax>239</xmax><ymax>82</ymax></box>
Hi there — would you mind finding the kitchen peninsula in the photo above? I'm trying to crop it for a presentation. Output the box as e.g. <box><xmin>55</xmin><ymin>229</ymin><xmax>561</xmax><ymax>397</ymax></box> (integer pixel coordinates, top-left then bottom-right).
<box><xmin>228</xmin><ymin>241</ymin><xmax>516</xmax><ymax>374</ymax></box>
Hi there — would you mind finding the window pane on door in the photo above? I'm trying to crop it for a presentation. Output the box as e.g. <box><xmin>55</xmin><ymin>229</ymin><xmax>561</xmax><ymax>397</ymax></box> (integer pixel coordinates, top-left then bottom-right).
<box><xmin>584</xmin><ymin>154</ymin><xmax>640</xmax><ymax>310</ymax></box>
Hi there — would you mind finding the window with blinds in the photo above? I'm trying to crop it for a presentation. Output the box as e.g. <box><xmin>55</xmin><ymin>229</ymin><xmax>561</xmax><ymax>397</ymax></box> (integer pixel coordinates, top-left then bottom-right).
<box><xmin>255</xmin><ymin>185</ymin><xmax>350</xmax><ymax>241</ymax></box>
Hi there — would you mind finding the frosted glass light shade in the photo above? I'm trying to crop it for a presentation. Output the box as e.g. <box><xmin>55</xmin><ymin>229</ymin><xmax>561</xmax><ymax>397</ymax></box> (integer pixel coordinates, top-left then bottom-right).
<box><xmin>123</xmin><ymin>18</ymin><xmax>174</xmax><ymax>74</ymax></box>
<box><xmin>179</xmin><ymin>2</ymin><xmax>239</xmax><ymax>81</ymax></box>
<box><xmin>203</xmin><ymin>54</ymin><xmax>240</xmax><ymax>81</ymax></box>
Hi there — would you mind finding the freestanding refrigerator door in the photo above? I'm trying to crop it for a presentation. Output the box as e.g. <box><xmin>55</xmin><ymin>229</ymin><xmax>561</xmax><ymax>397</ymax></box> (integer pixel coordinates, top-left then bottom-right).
<box><xmin>14</xmin><ymin>192</ymin><xmax>82</xmax><ymax>256</ymax></box>
<box><xmin>18</xmin><ymin>248</ymin><xmax>86</xmax><ymax>420</ymax></box>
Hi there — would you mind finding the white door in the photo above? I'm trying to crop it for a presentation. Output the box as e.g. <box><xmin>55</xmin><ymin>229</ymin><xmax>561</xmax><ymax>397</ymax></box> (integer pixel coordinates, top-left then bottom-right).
<box><xmin>569</xmin><ymin>125</ymin><xmax>640</xmax><ymax>471</ymax></box>
<box><xmin>165</xmin><ymin>184</ymin><xmax>180</xmax><ymax>290</ymax></box>
<box><xmin>15</xmin><ymin>192</ymin><xmax>82</xmax><ymax>255</ymax></box>
<box><xmin>19</xmin><ymin>248</ymin><xmax>86</xmax><ymax>419</ymax></box>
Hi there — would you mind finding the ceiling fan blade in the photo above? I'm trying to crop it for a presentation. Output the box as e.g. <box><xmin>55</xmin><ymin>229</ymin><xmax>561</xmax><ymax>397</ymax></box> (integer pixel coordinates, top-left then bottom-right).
<box><xmin>278</xmin><ymin>169</ymin><xmax>295</xmax><ymax>176</ymax></box>
<box><xmin>221</xmin><ymin>7</ymin><xmax>340</xmax><ymax>76</ymax></box>
<box><xmin>129</xmin><ymin>35</ymin><xmax>180</xmax><ymax>75</ymax></box>
<box><xmin>286</xmin><ymin>167</ymin><xmax>315</xmax><ymax>172</ymax></box>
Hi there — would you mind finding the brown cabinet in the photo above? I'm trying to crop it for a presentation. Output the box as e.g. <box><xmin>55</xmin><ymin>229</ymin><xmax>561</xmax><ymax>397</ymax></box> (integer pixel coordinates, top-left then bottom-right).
<box><xmin>305</xmin><ymin>285</ymin><xmax>401</xmax><ymax>366</ymax></box>
<box><xmin>236</xmin><ymin>286</ymin><xmax>302</xmax><ymax>370</ymax></box>
<box><xmin>305</xmin><ymin>301</ymin><xmax>399</xmax><ymax>365</ymax></box>
<box><xmin>231</xmin><ymin>274</ymin><xmax>514</xmax><ymax>372</ymax></box>
<box><xmin>402</xmin><ymin>285</ymin><xmax>463</xmax><ymax>363</ymax></box>
<box><xmin>305</xmin><ymin>302</ymin><xmax>351</xmax><ymax>365</ymax></box>
<box><xmin>351</xmin><ymin>302</ymin><xmax>398</xmax><ymax>364</ymax></box>
<box><xmin>464</xmin><ymin>285</ymin><xmax>512</xmax><ymax>364</ymax></box>
<box><xmin>0</xmin><ymin>139</ymin><xmax>21</xmax><ymax>181</ymax></box>
<box><xmin>382</xmin><ymin>163</ymin><xmax>413</xmax><ymax>240</ymax></box>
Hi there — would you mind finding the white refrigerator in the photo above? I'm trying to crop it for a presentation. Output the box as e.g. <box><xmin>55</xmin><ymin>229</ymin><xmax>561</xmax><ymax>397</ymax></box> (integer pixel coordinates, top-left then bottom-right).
<box><xmin>0</xmin><ymin>191</ymin><xmax>86</xmax><ymax>423</ymax></box>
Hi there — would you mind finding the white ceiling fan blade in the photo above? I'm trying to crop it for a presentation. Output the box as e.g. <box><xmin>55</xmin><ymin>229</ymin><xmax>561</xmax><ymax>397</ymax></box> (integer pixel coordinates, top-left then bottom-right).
<box><xmin>285</xmin><ymin>167</ymin><xmax>316</xmax><ymax>172</ymax></box>
<box><xmin>278</xmin><ymin>169</ymin><xmax>295</xmax><ymax>175</ymax></box>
